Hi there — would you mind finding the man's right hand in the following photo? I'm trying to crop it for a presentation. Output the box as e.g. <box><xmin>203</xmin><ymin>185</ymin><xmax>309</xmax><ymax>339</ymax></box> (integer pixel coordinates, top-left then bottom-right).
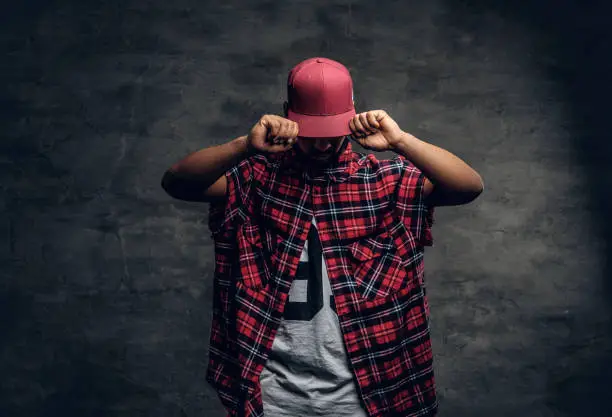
<box><xmin>247</xmin><ymin>114</ymin><xmax>299</xmax><ymax>154</ymax></box>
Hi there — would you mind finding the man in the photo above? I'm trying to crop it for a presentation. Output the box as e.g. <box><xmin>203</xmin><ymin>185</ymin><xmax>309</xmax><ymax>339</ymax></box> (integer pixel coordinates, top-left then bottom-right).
<box><xmin>162</xmin><ymin>57</ymin><xmax>483</xmax><ymax>417</ymax></box>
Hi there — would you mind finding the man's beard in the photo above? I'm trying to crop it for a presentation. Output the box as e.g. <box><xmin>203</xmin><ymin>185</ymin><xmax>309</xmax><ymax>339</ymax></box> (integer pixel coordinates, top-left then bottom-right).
<box><xmin>307</xmin><ymin>149</ymin><xmax>337</xmax><ymax>167</ymax></box>
<box><xmin>294</xmin><ymin>137</ymin><xmax>346</xmax><ymax>169</ymax></box>
<box><xmin>311</xmin><ymin>149</ymin><xmax>334</xmax><ymax>160</ymax></box>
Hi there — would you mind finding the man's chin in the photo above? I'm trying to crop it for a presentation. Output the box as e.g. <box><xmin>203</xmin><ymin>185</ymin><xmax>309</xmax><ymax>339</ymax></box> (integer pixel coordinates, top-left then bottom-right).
<box><xmin>310</xmin><ymin>155</ymin><xmax>333</xmax><ymax>164</ymax></box>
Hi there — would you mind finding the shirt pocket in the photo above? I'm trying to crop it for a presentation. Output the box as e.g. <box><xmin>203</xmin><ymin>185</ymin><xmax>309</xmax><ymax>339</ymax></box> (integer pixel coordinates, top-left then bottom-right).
<box><xmin>236</xmin><ymin>222</ymin><xmax>270</xmax><ymax>290</ymax></box>
<box><xmin>346</xmin><ymin>228</ymin><xmax>419</xmax><ymax>300</ymax></box>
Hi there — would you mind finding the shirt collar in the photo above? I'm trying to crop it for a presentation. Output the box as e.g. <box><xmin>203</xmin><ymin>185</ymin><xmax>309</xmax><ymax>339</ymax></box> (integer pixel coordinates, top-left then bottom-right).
<box><xmin>271</xmin><ymin>136</ymin><xmax>357</xmax><ymax>184</ymax></box>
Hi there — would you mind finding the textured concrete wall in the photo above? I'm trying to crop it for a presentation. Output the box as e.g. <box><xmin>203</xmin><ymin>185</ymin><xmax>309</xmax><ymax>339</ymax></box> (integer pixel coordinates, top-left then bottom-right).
<box><xmin>2</xmin><ymin>0</ymin><xmax>611</xmax><ymax>416</ymax></box>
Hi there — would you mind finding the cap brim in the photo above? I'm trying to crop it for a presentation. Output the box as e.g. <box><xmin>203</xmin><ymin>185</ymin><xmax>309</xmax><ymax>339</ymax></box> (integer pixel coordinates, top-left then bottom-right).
<box><xmin>287</xmin><ymin>108</ymin><xmax>356</xmax><ymax>138</ymax></box>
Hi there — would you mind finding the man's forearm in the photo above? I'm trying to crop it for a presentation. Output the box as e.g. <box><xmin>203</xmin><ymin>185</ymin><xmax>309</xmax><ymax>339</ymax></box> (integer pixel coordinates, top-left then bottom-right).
<box><xmin>164</xmin><ymin>135</ymin><xmax>252</xmax><ymax>188</ymax></box>
<box><xmin>392</xmin><ymin>132</ymin><xmax>484</xmax><ymax>194</ymax></box>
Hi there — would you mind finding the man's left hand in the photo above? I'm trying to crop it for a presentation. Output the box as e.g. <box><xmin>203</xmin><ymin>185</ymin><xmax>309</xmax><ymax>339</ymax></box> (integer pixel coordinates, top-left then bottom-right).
<box><xmin>348</xmin><ymin>110</ymin><xmax>405</xmax><ymax>151</ymax></box>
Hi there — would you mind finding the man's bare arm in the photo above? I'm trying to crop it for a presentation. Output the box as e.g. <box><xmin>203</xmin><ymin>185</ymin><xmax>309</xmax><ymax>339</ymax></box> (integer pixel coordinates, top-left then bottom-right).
<box><xmin>161</xmin><ymin>114</ymin><xmax>300</xmax><ymax>202</ymax></box>
<box><xmin>161</xmin><ymin>135</ymin><xmax>251</xmax><ymax>202</ymax></box>
<box><xmin>393</xmin><ymin>132</ymin><xmax>484</xmax><ymax>206</ymax></box>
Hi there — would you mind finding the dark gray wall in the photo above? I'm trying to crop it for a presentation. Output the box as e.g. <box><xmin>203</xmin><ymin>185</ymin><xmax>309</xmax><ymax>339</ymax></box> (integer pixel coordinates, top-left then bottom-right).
<box><xmin>2</xmin><ymin>0</ymin><xmax>610</xmax><ymax>416</ymax></box>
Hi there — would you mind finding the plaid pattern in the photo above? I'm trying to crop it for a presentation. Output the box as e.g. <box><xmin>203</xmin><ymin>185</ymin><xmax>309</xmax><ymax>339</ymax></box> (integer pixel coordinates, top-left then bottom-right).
<box><xmin>207</xmin><ymin>138</ymin><xmax>436</xmax><ymax>417</ymax></box>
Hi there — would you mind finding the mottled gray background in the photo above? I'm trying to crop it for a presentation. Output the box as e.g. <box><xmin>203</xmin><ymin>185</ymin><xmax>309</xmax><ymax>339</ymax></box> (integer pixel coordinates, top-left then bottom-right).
<box><xmin>2</xmin><ymin>0</ymin><xmax>611</xmax><ymax>416</ymax></box>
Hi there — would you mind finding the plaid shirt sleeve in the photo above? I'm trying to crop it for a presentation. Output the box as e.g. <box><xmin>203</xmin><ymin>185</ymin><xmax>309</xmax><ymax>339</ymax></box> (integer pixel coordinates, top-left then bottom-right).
<box><xmin>208</xmin><ymin>158</ymin><xmax>253</xmax><ymax>237</ymax></box>
<box><xmin>393</xmin><ymin>156</ymin><xmax>435</xmax><ymax>247</ymax></box>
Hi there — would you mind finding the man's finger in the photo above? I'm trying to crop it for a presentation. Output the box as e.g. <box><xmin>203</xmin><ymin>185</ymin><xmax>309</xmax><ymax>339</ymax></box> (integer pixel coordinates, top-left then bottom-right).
<box><xmin>367</xmin><ymin>112</ymin><xmax>380</xmax><ymax>129</ymax></box>
<box><xmin>353</xmin><ymin>115</ymin><xmax>366</xmax><ymax>135</ymax></box>
<box><xmin>359</xmin><ymin>112</ymin><xmax>376</xmax><ymax>134</ymax></box>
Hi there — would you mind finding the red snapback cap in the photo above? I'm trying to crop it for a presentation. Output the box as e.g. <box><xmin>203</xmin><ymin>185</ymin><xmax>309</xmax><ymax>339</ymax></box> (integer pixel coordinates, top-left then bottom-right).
<box><xmin>286</xmin><ymin>57</ymin><xmax>356</xmax><ymax>138</ymax></box>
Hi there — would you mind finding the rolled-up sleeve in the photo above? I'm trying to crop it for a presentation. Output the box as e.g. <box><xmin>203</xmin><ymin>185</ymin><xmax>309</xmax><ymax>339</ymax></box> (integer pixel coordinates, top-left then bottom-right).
<box><xmin>393</xmin><ymin>157</ymin><xmax>435</xmax><ymax>247</ymax></box>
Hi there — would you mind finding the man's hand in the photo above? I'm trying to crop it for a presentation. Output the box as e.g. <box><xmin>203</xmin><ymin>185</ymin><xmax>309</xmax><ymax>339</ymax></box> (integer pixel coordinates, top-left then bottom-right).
<box><xmin>248</xmin><ymin>114</ymin><xmax>300</xmax><ymax>154</ymax></box>
<box><xmin>348</xmin><ymin>110</ymin><xmax>405</xmax><ymax>151</ymax></box>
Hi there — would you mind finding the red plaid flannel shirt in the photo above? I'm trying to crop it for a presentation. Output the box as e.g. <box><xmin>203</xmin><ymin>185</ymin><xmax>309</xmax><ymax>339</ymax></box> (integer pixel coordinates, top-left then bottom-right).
<box><xmin>207</xmin><ymin>138</ymin><xmax>436</xmax><ymax>417</ymax></box>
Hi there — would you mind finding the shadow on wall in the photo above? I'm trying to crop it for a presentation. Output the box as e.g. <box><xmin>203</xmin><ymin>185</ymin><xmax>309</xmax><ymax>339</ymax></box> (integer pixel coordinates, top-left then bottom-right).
<box><xmin>443</xmin><ymin>1</ymin><xmax>612</xmax><ymax>416</ymax></box>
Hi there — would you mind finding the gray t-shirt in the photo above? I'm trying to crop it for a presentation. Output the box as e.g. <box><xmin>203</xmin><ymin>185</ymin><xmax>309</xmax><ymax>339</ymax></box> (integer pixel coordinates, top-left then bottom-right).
<box><xmin>259</xmin><ymin>217</ymin><xmax>369</xmax><ymax>417</ymax></box>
